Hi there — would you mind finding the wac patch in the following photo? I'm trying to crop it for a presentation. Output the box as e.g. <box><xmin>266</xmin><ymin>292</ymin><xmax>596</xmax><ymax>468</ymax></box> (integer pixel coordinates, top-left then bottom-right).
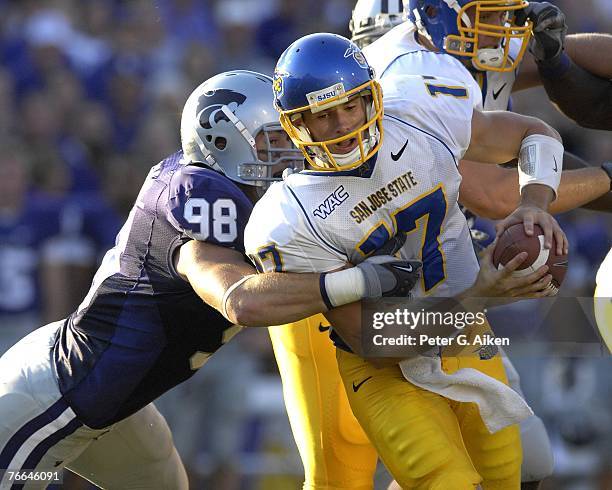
<box><xmin>313</xmin><ymin>185</ymin><xmax>349</xmax><ymax>219</ymax></box>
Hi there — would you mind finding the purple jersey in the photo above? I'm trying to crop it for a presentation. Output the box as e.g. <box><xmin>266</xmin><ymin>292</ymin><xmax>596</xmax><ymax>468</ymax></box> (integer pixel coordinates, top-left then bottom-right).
<box><xmin>53</xmin><ymin>151</ymin><xmax>253</xmax><ymax>428</ymax></box>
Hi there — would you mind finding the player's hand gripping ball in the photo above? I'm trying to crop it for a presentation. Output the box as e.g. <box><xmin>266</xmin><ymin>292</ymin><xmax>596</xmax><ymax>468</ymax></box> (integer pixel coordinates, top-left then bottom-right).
<box><xmin>493</xmin><ymin>223</ymin><xmax>568</xmax><ymax>293</ymax></box>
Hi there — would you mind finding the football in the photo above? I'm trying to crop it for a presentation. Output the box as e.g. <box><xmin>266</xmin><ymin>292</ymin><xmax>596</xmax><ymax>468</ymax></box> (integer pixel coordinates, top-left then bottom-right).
<box><xmin>492</xmin><ymin>223</ymin><xmax>568</xmax><ymax>292</ymax></box>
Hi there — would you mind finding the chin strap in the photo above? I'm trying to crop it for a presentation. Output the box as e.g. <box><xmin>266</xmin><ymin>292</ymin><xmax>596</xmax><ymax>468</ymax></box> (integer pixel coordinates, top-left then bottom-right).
<box><xmin>472</xmin><ymin>47</ymin><xmax>506</xmax><ymax>69</ymax></box>
<box><xmin>445</xmin><ymin>0</ymin><xmax>471</xmax><ymax>30</ymax></box>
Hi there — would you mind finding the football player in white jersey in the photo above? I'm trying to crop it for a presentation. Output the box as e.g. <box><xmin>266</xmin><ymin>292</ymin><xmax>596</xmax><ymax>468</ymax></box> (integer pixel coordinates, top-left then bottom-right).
<box><xmin>266</xmin><ymin>3</ymin><xmax>611</xmax><ymax>489</ymax></box>
<box><xmin>351</xmin><ymin>1</ymin><xmax>612</xmax><ymax>129</ymax></box>
<box><xmin>246</xmin><ymin>32</ymin><xmax>568</xmax><ymax>489</ymax></box>
<box><xmin>358</xmin><ymin>2</ymin><xmax>611</xmax><ymax>487</ymax></box>
<box><xmin>358</xmin><ymin>0</ymin><xmax>612</xmax><ymax>217</ymax></box>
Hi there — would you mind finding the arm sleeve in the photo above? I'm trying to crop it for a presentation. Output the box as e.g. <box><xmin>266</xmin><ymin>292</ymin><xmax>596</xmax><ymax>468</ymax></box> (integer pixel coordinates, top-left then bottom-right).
<box><xmin>244</xmin><ymin>183</ymin><xmax>347</xmax><ymax>274</ymax></box>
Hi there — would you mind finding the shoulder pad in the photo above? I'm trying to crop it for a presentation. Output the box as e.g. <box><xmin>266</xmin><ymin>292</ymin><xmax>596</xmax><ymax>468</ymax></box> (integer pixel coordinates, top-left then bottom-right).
<box><xmin>245</xmin><ymin>181</ymin><xmax>347</xmax><ymax>273</ymax></box>
<box><xmin>167</xmin><ymin>165</ymin><xmax>253</xmax><ymax>250</ymax></box>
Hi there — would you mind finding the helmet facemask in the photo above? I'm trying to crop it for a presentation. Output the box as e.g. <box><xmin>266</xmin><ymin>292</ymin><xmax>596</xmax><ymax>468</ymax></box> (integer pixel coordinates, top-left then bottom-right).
<box><xmin>350</xmin><ymin>11</ymin><xmax>407</xmax><ymax>49</ymax></box>
<box><xmin>448</xmin><ymin>0</ymin><xmax>532</xmax><ymax>72</ymax></box>
<box><xmin>414</xmin><ymin>0</ymin><xmax>532</xmax><ymax>72</ymax></box>
<box><xmin>237</xmin><ymin>122</ymin><xmax>304</xmax><ymax>187</ymax></box>
<box><xmin>279</xmin><ymin>79</ymin><xmax>384</xmax><ymax>172</ymax></box>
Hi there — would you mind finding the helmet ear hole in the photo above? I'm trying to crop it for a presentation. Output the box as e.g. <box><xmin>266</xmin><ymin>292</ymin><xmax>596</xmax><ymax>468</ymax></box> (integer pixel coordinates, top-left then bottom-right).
<box><xmin>424</xmin><ymin>5</ymin><xmax>438</xmax><ymax>18</ymax></box>
<box><xmin>214</xmin><ymin>137</ymin><xmax>227</xmax><ymax>150</ymax></box>
<box><xmin>205</xmin><ymin>135</ymin><xmax>212</xmax><ymax>142</ymax></box>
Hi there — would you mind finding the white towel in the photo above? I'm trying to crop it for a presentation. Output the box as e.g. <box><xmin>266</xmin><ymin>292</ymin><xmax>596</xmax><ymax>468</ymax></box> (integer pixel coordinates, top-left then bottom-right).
<box><xmin>399</xmin><ymin>356</ymin><xmax>533</xmax><ymax>433</ymax></box>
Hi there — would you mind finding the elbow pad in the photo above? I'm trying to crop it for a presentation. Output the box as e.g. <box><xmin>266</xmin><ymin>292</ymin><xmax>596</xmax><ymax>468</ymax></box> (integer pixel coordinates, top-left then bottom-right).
<box><xmin>518</xmin><ymin>134</ymin><xmax>564</xmax><ymax>199</ymax></box>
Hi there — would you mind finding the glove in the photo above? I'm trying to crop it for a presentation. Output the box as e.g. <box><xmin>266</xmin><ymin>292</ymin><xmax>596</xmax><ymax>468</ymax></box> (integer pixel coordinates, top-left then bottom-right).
<box><xmin>357</xmin><ymin>255</ymin><xmax>422</xmax><ymax>298</ymax></box>
<box><xmin>517</xmin><ymin>2</ymin><xmax>567</xmax><ymax>63</ymax></box>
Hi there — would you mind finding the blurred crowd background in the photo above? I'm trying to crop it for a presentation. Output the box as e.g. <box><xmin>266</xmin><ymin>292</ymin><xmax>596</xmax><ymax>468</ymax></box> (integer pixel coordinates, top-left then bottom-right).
<box><xmin>0</xmin><ymin>0</ymin><xmax>610</xmax><ymax>489</ymax></box>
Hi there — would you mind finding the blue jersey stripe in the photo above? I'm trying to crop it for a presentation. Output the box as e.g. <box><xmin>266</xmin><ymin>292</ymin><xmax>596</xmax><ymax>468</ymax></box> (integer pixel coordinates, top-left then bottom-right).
<box><xmin>301</xmin><ymin>153</ymin><xmax>378</xmax><ymax>178</ymax></box>
<box><xmin>319</xmin><ymin>273</ymin><xmax>334</xmax><ymax>310</ymax></box>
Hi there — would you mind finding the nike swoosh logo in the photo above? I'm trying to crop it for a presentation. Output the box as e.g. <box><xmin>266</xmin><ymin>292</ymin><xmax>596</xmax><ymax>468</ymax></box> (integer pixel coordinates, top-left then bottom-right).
<box><xmin>392</xmin><ymin>264</ymin><xmax>413</xmax><ymax>273</ymax></box>
<box><xmin>391</xmin><ymin>139</ymin><xmax>409</xmax><ymax>161</ymax></box>
<box><xmin>492</xmin><ymin>83</ymin><xmax>507</xmax><ymax>100</ymax></box>
<box><xmin>352</xmin><ymin>376</ymin><xmax>373</xmax><ymax>392</ymax></box>
<box><xmin>318</xmin><ymin>323</ymin><xmax>331</xmax><ymax>333</ymax></box>
<box><xmin>553</xmin><ymin>155</ymin><xmax>558</xmax><ymax>172</ymax></box>
<box><xmin>553</xmin><ymin>260</ymin><xmax>568</xmax><ymax>267</ymax></box>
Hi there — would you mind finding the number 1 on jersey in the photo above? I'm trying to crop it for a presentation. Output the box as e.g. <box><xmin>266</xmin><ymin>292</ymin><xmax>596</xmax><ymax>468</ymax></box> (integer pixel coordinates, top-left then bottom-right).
<box><xmin>425</xmin><ymin>82</ymin><xmax>468</xmax><ymax>99</ymax></box>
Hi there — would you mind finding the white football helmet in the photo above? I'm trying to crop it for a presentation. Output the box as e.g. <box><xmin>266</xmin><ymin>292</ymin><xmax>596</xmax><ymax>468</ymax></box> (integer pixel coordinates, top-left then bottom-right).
<box><xmin>349</xmin><ymin>0</ymin><xmax>407</xmax><ymax>48</ymax></box>
<box><xmin>181</xmin><ymin>70</ymin><xmax>302</xmax><ymax>188</ymax></box>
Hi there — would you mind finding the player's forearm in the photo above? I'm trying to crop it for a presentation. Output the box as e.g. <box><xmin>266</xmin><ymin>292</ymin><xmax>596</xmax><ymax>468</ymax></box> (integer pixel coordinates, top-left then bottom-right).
<box><xmin>538</xmin><ymin>54</ymin><xmax>612</xmax><ymax>130</ymax></box>
<box><xmin>327</xmin><ymin>297</ymin><xmax>481</xmax><ymax>360</ymax></box>
<box><xmin>459</xmin><ymin>164</ymin><xmax>609</xmax><ymax>219</ymax></box>
<box><xmin>466</xmin><ymin>111</ymin><xmax>560</xmax><ymax>164</ymax></box>
<box><xmin>458</xmin><ymin>161</ymin><xmax>519</xmax><ymax>219</ymax></box>
<box><xmin>552</xmin><ymin>167</ymin><xmax>611</xmax><ymax>214</ymax></box>
<box><xmin>520</xmin><ymin>183</ymin><xmax>554</xmax><ymax>210</ymax></box>
<box><xmin>226</xmin><ymin>272</ymin><xmax>327</xmax><ymax>327</ymax></box>
<box><xmin>558</xmin><ymin>154</ymin><xmax>612</xmax><ymax>212</ymax></box>
<box><xmin>324</xmin><ymin>302</ymin><xmax>363</xmax><ymax>355</ymax></box>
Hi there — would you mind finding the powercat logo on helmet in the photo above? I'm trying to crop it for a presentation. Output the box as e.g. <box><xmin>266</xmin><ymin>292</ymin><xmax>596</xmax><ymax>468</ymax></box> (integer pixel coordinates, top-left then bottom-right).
<box><xmin>343</xmin><ymin>46</ymin><xmax>369</xmax><ymax>69</ymax></box>
<box><xmin>196</xmin><ymin>89</ymin><xmax>246</xmax><ymax>130</ymax></box>
<box><xmin>306</xmin><ymin>83</ymin><xmax>347</xmax><ymax>113</ymax></box>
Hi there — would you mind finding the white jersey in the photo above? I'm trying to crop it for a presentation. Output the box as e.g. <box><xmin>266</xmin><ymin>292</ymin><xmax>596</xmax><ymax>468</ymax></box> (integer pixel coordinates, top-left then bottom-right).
<box><xmin>364</xmin><ymin>21</ymin><xmax>521</xmax><ymax>111</ymax></box>
<box><xmin>245</xmin><ymin>76</ymin><xmax>480</xmax><ymax>298</ymax></box>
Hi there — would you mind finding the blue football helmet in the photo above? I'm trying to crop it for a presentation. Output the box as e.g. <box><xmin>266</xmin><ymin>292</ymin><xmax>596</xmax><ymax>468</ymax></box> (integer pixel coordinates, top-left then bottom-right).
<box><xmin>273</xmin><ymin>33</ymin><xmax>384</xmax><ymax>172</ymax></box>
<box><xmin>181</xmin><ymin>70</ymin><xmax>302</xmax><ymax>189</ymax></box>
<box><xmin>406</xmin><ymin>0</ymin><xmax>532</xmax><ymax>72</ymax></box>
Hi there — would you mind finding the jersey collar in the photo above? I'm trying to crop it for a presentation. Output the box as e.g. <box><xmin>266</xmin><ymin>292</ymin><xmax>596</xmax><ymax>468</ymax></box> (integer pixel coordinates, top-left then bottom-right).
<box><xmin>300</xmin><ymin>152</ymin><xmax>378</xmax><ymax>178</ymax></box>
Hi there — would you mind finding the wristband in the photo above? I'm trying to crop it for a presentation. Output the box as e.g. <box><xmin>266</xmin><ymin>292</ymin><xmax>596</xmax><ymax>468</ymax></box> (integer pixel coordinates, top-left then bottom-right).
<box><xmin>518</xmin><ymin>134</ymin><xmax>564</xmax><ymax>199</ymax></box>
<box><xmin>321</xmin><ymin>268</ymin><xmax>366</xmax><ymax>308</ymax></box>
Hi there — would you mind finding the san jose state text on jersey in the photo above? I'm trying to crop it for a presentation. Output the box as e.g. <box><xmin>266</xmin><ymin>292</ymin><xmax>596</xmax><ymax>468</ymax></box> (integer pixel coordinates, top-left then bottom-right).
<box><xmin>363</xmin><ymin>21</ymin><xmax>522</xmax><ymax>233</ymax></box>
<box><xmin>53</xmin><ymin>151</ymin><xmax>252</xmax><ymax>429</ymax></box>
<box><xmin>245</xmin><ymin>74</ymin><xmax>480</xmax><ymax>299</ymax></box>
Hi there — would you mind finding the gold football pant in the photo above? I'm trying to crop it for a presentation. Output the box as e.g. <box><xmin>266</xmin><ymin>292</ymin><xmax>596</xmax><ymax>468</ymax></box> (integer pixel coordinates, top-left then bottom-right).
<box><xmin>336</xmin><ymin>325</ymin><xmax>522</xmax><ymax>490</ymax></box>
<box><xmin>271</xmin><ymin>316</ymin><xmax>521</xmax><ymax>489</ymax></box>
<box><xmin>269</xmin><ymin>315</ymin><xmax>378</xmax><ymax>490</ymax></box>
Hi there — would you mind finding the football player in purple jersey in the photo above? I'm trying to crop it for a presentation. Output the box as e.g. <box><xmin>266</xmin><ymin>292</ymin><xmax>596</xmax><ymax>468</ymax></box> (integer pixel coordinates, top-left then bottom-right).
<box><xmin>0</xmin><ymin>70</ymin><xmax>420</xmax><ymax>488</ymax></box>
